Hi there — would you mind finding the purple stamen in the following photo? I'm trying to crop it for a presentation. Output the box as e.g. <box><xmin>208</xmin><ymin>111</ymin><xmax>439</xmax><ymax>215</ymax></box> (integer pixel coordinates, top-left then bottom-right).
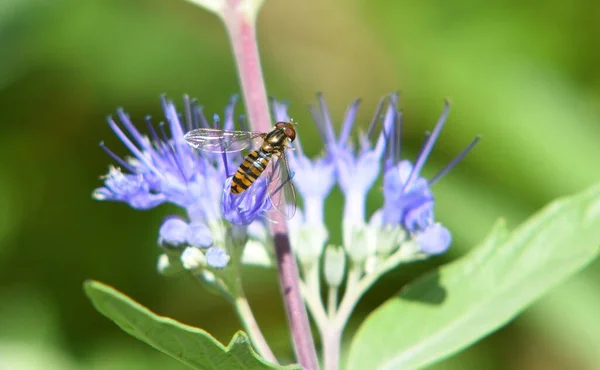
<box><xmin>157</xmin><ymin>121</ymin><xmax>181</xmax><ymax>168</ymax></box>
<box><xmin>157</xmin><ymin>121</ymin><xmax>189</xmax><ymax>183</ymax></box>
<box><xmin>415</xmin><ymin>131</ymin><xmax>432</xmax><ymax>163</ymax></box>
<box><xmin>159</xmin><ymin>95</ymin><xmax>169</xmax><ymax>117</ymax></box>
<box><xmin>366</xmin><ymin>96</ymin><xmax>386</xmax><ymax>140</ymax></box>
<box><xmin>221</xmin><ymin>152</ymin><xmax>230</xmax><ymax>177</ymax></box>
<box><xmin>195</xmin><ymin>104</ymin><xmax>209</xmax><ymax>129</ymax></box>
<box><xmin>338</xmin><ymin>99</ymin><xmax>361</xmax><ymax>147</ymax></box>
<box><xmin>116</xmin><ymin>108</ymin><xmax>159</xmax><ymax>159</ymax></box>
<box><xmin>223</xmin><ymin>95</ymin><xmax>238</xmax><ymax>131</ymax></box>
<box><xmin>157</xmin><ymin>121</ymin><xmax>171</xmax><ymax>144</ymax></box>
<box><xmin>144</xmin><ymin>116</ymin><xmax>163</xmax><ymax>150</ymax></box>
<box><xmin>373</xmin><ymin>100</ymin><xmax>397</xmax><ymax>157</ymax></box>
<box><xmin>99</xmin><ymin>141</ymin><xmax>135</xmax><ymax>172</ymax></box>
<box><xmin>429</xmin><ymin>136</ymin><xmax>481</xmax><ymax>186</ymax></box>
<box><xmin>183</xmin><ymin>95</ymin><xmax>193</xmax><ymax>132</ymax></box>
<box><xmin>106</xmin><ymin>116</ymin><xmax>160</xmax><ymax>174</ymax></box>
<box><xmin>394</xmin><ymin>110</ymin><xmax>402</xmax><ymax>163</ymax></box>
<box><xmin>238</xmin><ymin>114</ymin><xmax>248</xmax><ymax>132</ymax></box>
<box><xmin>164</xmin><ymin>103</ymin><xmax>186</xmax><ymax>137</ymax></box>
<box><xmin>164</xmin><ymin>103</ymin><xmax>189</xmax><ymax>156</ymax></box>
<box><xmin>403</xmin><ymin>100</ymin><xmax>450</xmax><ymax>193</ymax></box>
<box><xmin>316</xmin><ymin>93</ymin><xmax>336</xmax><ymax>146</ymax></box>
<box><xmin>213</xmin><ymin>114</ymin><xmax>221</xmax><ymax>129</ymax></box>
<box><xmin>309</xmin><ymin>104</ymin><xmax>329</xmax><ymax>146</ymax></box>
<box><xmin>385</xmin><ymin>109</ymin><xmax>403</xmax><ymax>165</ymax></box>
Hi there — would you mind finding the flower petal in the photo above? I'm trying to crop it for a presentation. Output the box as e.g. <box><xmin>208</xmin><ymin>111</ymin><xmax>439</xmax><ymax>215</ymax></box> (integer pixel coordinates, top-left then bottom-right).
<box><xmin>416</xmin><ymin>223</ymin><xmax>452</xmax><ymax>255</ymax></box>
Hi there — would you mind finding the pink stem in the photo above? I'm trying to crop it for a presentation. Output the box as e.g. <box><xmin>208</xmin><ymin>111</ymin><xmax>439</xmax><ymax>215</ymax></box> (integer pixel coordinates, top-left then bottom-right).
<box><xmin>222</xmin><ymin>4</ymin><xmax>272</xmax><ymax>132</ymax></box>
<box><xmin>221</xmin><ymin>3</ymin><xmax>319</xmax><ymax>369</ymax></box>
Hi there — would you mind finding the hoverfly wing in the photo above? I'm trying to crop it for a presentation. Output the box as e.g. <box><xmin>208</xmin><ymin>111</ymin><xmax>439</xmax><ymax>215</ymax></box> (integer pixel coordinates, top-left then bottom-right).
<box><xmin>184</xmin><ymin>128</ymin><xmax>264</xmax><ymax>153</ymax></box>
<box><xmin>266</xmin><ymin>151</ymin><xmax>297</xmax><ymax>220</ymax></box>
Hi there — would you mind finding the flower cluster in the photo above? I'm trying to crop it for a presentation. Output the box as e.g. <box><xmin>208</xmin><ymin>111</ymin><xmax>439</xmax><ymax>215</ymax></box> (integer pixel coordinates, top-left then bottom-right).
<box><xmin>282</xmin><ymin>93</ymin><xmax>479</xmax><ymax>277</ymax></box>
<box><xmin>94</xmin><ymin>96</ymin><xmax>273</xmax><ymax>273</ymax></box>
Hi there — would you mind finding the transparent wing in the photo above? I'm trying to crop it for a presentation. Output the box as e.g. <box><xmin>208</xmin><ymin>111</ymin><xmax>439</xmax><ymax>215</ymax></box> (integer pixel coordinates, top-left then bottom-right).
<box><xmin>265</xmin><ymin>151</ymin><xmax>297</xmax><ymax>220</ymax></box>
<box><xmin>184</xmin><ymin>128</ymin><xmax>264</xmax><ymax>153</ymax></box>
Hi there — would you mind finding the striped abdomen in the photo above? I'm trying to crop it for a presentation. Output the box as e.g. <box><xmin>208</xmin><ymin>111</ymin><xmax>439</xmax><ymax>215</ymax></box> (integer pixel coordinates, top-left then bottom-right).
<box><xmin>231</xmin><ymin>149</ymin><xmax>272</xmax><ymax>194</ymax></box>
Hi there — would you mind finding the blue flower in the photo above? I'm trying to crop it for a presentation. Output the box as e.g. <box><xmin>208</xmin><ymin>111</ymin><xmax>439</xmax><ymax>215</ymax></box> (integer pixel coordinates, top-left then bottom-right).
<box><xmin>381</xmin><ymin>100</ymin><xmax>480</xmax><ymax>254</ymax></box>
<box><xmin>221</xmin><ymin>176</ymin><xmax>271</xmax><ymax>225</ymax></box>
<box><xmin>94</xmin><ymin>166</ymin><xmax>166</xmax><ymax>209</ymax></box>
<box><xmin>314</xmin><ymin>93</ymin><xmax>397</xmax><ymax>226</ymax></box>
<box><xmin>94</xmin><ymin>96</ymin><xmax>225</xmax><ymax>220</ymax></box>
<box><xmin>93</xmin><ymin>95</ymin><xmax>266</xmax><ymax>268</ymax></box>
<box><xmin>159</xmin><ymin>216</ymin><xmax>213</xmax><ymax>248</ymax></box>
<box><xmin>303</xmin><ymin>93</ymin><xmax>398</xmax><ymax>262</ymax></box>
<box><xmin>273</xmin><ymin>98</ymin><xmax>336</xmax><ymax>264</ymax></box>
<box><xmin>296</xmin><ymin>93</ymin><xmax>478</xmax><ymax>259</ymax></box>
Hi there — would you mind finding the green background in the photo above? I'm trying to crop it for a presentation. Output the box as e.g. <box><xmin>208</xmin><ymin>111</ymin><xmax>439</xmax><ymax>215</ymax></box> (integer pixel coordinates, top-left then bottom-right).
<box><xmin>1</xmin><ymin>0</ymin><xmax>599</xmax><ymax>368</ymax></box>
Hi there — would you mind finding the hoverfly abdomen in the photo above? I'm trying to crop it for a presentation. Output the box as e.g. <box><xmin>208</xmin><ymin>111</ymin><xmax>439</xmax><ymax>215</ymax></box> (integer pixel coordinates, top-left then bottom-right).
<box><xmin>232</xmin><ymin>150</ymin><xmax>272</xmax><ymax>194</ymax></box>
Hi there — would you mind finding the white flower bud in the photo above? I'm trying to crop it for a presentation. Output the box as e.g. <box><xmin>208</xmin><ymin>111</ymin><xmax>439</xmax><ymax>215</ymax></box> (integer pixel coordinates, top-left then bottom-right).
<box><xmin>324</xmin><ymin>245</ymin><xmax>346</xmax><ymax>288</ymax></box>
<box><xmin>343</xmin><ymin>221</ymin><xmax>372</xmax><ymax>264</ymax></box>
<box><xmin>157</xmin><ymin>253</ymin><xmax>184</xmax><ymax>276</ymax></box>
<box><xmin>367</xmin><ymin>210</ymin><xmax>406</xmax><ymax>256</ymax></box>
<box><xmin>242</xmin><ymin>240</ymin><xmax>273</xmax><ymax>267</ymax></box>
<box><xmin>291</xmin><ymin>223</ymin><xmax>328</xmax><ymax>266</ymax></box>
<box><xmin>181</xmin><ymin>247</ymin><xmax>207</xmax><ymax>271</ymax></box>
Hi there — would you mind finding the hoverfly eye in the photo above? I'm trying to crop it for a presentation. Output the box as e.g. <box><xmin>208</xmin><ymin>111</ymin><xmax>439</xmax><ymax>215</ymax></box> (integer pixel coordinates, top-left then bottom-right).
<box><xmin>285</xmin><ymin>126</ymin><xmax>296</xmax><ymax>142</ymax></box>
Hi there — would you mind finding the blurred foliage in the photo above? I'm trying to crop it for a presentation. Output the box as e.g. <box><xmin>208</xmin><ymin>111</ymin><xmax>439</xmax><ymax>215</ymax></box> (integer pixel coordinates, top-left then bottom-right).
<box><xmin>0</xmin><ymin>0</ymin><xmax>599</xmax><ymax>369</ymax></box>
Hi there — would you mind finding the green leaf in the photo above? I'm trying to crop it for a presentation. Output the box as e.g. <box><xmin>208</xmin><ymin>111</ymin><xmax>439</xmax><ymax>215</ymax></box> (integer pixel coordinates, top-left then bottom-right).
<box><xmin>348</xmin><ymin>183</ymin><xmax>600</xmax><ymax>370</ymax></box>
<box><xmin>84</xmin><ymin>280</ymin><xmax>297</xmax><ymax>370</ymax></box>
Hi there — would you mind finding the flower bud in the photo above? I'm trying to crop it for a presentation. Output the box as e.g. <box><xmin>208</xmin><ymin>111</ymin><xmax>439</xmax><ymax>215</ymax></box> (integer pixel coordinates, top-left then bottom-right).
<box><xmin>291</xmin><ymin>223</ymin><xmax>328</xmax><ymax>266</ymax></box>
<box><xmin>158</xmin><ymin>217</ymin><xmax>188</xmax><ymax>249</ymax></box>
<box><xmin>206</xmin><ymin>246</ymin><xmax>230</xmax><ymax>269</ymax></box>
<box><xmin>242</xmin><ymin>240</ymin><xmax>273</xmax><ymax>267</ymax></box>
<box><xmin>416</xmin><ymin>223</ymin><xmax>451</xmax><ymax>255</ymax></box>
<box><xmin>157</xmin><ymin>253</ymin><xmax>184</xmax><ymax>276</ymax></box>
<box><xmin>324</xmin><ymin>246</ymin><xmax>346</xmax><ymax>288</ymax></box>
<box><xmin>181</xmin><ymin>247</ymin><xmax>207</xmax><ymax>271</ymax></box>
<box><xmin>343</xmin><ymin>221</ymin><xmax>372</xmax><ymax>264</ymax></box>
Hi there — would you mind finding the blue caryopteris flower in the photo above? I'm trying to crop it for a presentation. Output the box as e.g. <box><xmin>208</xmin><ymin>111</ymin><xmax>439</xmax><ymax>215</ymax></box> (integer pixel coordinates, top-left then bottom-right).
<box><xmin>94</xmin><ymin>96</ymin><xmax>272</xmax><ymax>275</ymax></box>
<box><xmin>278</xmin><ymin>93</ymin><xmax>478</xmax><ymax>280</ymax></box>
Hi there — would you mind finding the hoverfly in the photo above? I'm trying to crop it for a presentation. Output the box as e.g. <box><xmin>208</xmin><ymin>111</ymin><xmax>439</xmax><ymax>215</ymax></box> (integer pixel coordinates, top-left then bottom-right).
<box><xmin>184</xmin><ymin>122</ymin><xmax>297</xmax><ymax>220</ymax></box>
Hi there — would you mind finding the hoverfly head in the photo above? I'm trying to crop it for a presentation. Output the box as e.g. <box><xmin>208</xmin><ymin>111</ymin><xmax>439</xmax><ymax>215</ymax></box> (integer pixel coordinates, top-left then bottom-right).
<box><xmin>276</xmin><ymin>121</ymin><xmax>297</xmax><ymax>142</ymax></box>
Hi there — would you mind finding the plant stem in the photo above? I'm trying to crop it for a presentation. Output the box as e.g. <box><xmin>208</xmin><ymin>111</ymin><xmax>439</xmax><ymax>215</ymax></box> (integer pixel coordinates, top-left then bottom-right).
<box><xmin>327</xmin><ymin>287</ymin><xmax>338</xmax><ymax>319</ymax></box>
<box><xmin>336</xmin><ymin>247</ymin><xmax>420</xmax><ymax>329</ymax></box>
<box><xmin>228</xmin><ymin>237</ymin><xmax>278</xmax><ymax>364</ymax></box>
<box><xmin>193</xmin><ymin>271</ymin><xmax>275</xmax><ymax>362</ymax></box>
<box><xmin>234</xmin><ymin>296</ymin><xmax>278</xmax><ymax>363</ymax></box>
<box><xmin>321</xmin><ymin>326</ymin><xmax>341</xmax><ymax>370</ymax></box>
<box><xmin>221</xmin><ymin>2</ymin><xmax>272</xmax><ymax>131</ymax></box>
<box><xmin>220</xmin><ymin>2</ymin><xmax>318</xmax><ymax>369</ymax></box>
<box><xmin>320</xmin><ymin>251</ymin><xmax>420</xmax><ymax>370</ymax></box>
<box><xmin>299</xmin><ymin>280</ymin><xmax>328</xmax><ymax>329</ymax></box>
<box><xmin>345</xmin><ymin>264</ymin><xmax>362</xmax><ymax>299</ymax></box>
<box><xmin>273</xmin><ymin>232</ymin><xmax>319</xmax><ymax>369</ymax></box>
